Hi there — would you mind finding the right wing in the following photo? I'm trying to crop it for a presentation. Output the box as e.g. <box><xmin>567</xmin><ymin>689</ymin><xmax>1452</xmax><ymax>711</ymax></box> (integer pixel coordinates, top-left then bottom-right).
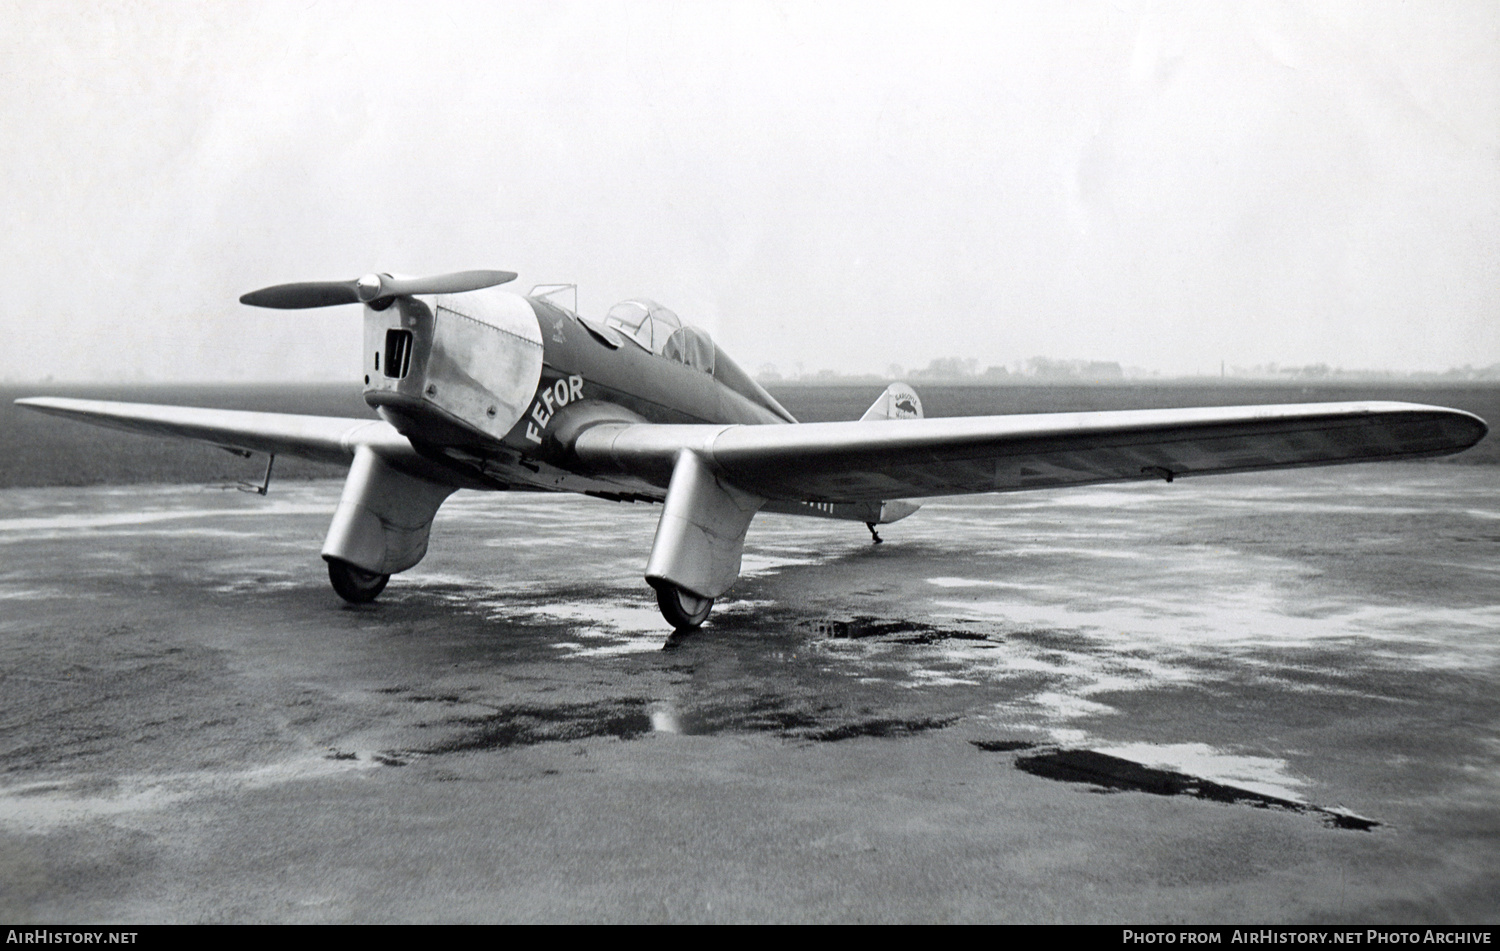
<box><xmin>569</xmin><ymin>401</ymin><xmax>1488</xmax><ymax>502</ymax></box>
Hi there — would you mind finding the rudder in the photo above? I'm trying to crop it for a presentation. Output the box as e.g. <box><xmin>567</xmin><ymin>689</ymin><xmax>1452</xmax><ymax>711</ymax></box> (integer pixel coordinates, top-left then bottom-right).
<box><xmin>859</xmin><ymin>382</ymin><xmax>923</xmax><ymax>421</ymax></box>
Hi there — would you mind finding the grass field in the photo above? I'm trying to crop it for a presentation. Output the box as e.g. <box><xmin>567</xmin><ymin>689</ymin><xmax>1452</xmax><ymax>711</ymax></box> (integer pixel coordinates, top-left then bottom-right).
<box><xmin>2</xmin><ymin>381</ymin><xmax>1495</xmax><ymax>488</ymax></box>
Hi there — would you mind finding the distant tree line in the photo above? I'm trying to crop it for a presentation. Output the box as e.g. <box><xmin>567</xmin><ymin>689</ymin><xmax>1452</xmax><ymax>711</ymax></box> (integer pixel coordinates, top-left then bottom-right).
<box><xmin>756</xmin><ymin>358</ymin><xmax>1500</xmax><ymax>384</ymax></box>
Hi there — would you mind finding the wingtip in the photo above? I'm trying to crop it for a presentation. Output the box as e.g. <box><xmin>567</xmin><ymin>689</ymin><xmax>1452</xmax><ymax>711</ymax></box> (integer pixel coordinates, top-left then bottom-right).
<box><xmin>13</xmin><ymin>397</ymin><xmax>79</xmax><ymax>422</ymax></box>
<box><xmin>1382</xmin><ymin>403</ymin><xmax>1488</xmax><ymax>454</ymax></box>
<box><xmin>1416</xmin><ymin>405</ymin><xmax>1488</xmax><ymax>455</ymax></box>
<box><xmin>1460</xmin><ymin>410</ymin><xmax>1489</xmax><ymax>450</ymax></box>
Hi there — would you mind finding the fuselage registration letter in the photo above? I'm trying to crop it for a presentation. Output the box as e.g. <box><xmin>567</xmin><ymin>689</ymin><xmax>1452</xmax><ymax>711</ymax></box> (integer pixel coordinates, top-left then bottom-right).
<box><xmin>525</xmin><ymin>374</ymin><xmax>585</xmax><ymax>444</ymax></box>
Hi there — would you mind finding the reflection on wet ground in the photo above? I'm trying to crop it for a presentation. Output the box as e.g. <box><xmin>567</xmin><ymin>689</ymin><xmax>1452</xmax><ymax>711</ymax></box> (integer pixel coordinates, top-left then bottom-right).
<box><xmin>6</xmin><ymin>466</ymin><xmax>1494</xmax><ymax>814</ymax></box>
<box><xmin>418</xmin><ymin>699</ymin><xmax>654</xmax><ymax>753</ymax></box>
<box><xmin>793</xmin><ymin>616</ymin><xmax>993</xmax><ymax>644</ymax></box>
<box><xmin>0</xmin><ymin>463</ymin><xmax>1496</xmax><ymax>920</ymax></box>
<box><xmin>366</xmin><ymin>686</ymin><xmax>960</xmax><ymax>756</ymax></box>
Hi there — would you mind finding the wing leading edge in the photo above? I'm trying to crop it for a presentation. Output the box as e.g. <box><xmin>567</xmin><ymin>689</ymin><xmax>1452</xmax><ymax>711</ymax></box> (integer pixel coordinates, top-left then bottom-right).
<box><xmin>568</xmin><ymin>401</ymin><xmax>1488</xmax><ymax>502</ymax></box>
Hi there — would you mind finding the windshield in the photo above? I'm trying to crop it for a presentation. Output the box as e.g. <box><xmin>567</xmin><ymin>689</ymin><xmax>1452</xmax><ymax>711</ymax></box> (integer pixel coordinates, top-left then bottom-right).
<box><xmin>604</xmin><ymin>299</ymin><xmax>713</xmax><ymax>374</ymax></box>
<box><xmin>604</xmin><ymin>299</ymin><xmax>679</xmax><ymax>351</ymax></box>
<box><xmin>598</xmin><ymin>297</ymin><xmax>794</xmax><ymax>420</ymax></box>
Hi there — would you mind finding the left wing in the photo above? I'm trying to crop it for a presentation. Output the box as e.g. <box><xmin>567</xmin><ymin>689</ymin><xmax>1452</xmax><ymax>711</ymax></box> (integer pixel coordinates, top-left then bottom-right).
<box><xmin>15</xmin><ymin>396</ymin><xmax>484</xmax><ymax>576</ymax></box>
<box><xmin>14</xmin><ymin>396</ymin><xmax>425</xmax><ymax>471</ymax></box>
<box><xmin>567</xmin><ymin>401</ymin><xmax>1488</xmax><ymax>502</ymax></box>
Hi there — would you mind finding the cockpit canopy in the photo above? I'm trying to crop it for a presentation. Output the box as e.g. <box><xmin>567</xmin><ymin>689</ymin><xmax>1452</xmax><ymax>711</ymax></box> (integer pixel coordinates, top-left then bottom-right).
<box><xmin>604</xmin><ymin>299</ymin><xmax>715</xmax><ymax>374</ymax></box>
<box><xmin>604</xmin><ymin>299</ymin><xmax>677</xmax><ymax>351</ymax></box>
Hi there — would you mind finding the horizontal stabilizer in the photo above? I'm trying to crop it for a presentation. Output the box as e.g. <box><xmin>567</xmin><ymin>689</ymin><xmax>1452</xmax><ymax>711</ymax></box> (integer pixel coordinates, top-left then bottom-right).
<box><xmin>761</xmin><ymin>498</ymin><xmax>921</xmax><ymax>524</ymax></box>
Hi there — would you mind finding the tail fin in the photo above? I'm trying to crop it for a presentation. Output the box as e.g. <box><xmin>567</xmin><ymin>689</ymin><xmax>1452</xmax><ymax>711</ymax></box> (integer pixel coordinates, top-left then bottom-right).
<box><xmin>860</xmin><ymin>382</ymin><xmax>923</xmax><ymax>421</ymax></box>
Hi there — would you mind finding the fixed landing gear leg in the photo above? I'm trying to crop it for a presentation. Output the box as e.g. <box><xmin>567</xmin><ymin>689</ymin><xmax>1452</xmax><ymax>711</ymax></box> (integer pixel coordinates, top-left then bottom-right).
<box><xmin>866</xmin><ymin>521</ymin><xmax>882</xmax><ymax>544</ymax></box>
<box><xmin>643</xmin><ymin>449</ymin><xmax>762</xmax><ymax>632</ymax></box>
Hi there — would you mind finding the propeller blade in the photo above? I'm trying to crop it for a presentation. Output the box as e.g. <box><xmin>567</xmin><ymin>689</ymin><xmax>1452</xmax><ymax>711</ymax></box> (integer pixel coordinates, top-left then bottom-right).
<box><xmin>238</xmin><ymin>281</ymin><xmax>361</xmax><ymax>309</ymax></box>
<box><xmin>239</xmin><ymin>270</ymin><xmax>518</xmax><ymax>309</ymax></box>
<box><xmin>377</xmin><ymin>270</ymin><xmax>518</xmax><ymax>298</ymax></box>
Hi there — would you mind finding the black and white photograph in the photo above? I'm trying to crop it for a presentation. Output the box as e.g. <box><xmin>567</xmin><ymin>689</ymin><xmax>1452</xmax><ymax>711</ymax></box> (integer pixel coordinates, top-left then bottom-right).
<box><xmin>0</xmin><ymin>0</ymin><xmax>1496</xmax><ymax>926</ymax></box>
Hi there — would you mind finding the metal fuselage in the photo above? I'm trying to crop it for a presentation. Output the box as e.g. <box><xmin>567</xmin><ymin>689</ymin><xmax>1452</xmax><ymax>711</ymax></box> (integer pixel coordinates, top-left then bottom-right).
<box><xmin>357</xmin><ymin>290</ymin><xmax>793</xmax><ymax>500</ymax></box>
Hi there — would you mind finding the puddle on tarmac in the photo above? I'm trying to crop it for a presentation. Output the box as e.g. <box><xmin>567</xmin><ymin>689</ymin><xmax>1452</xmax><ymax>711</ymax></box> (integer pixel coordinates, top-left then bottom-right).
<box><xmin>648</xmin><ymin>695</ymin><xmax>958</xmax><ymax>741</ymax></box>
<box><xmin>416</xmin><ymin>699</ymin><xmax>655</xmax><ymax>753</ymax></box>
<box><xmin>802</xmin><ymin>715</ymin><xmax>959</xmax><ymax>742</ymax></box>
<box><xmin>971</xmin><ymin>739</ymin><xmax>1038</xmax><ymax>753</ymax></box>
<box><xmin>794</xmin><ymin>615</ymin><xmax>993</xmax><ymax>644</ymax></box>
<box><xmin>971</xmin><ymin>741</ymin><xmax>1379</xmax><ymax>831</ymax></box>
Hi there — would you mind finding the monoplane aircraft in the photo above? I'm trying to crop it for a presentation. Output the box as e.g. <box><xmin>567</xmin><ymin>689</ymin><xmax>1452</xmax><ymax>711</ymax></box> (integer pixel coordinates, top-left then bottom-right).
<box><xmin>17</xmin><ymin>270</ymin><xmax>1488</xmax><ymax>629</ymax></box>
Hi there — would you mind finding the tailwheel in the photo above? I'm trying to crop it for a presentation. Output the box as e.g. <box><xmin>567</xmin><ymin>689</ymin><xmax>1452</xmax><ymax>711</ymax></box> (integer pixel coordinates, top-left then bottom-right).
<box><xmin>326</xmin><ymin>558</ymin><xmax>390</xmax><ymax>604</ymax></box>
<box><xmin>652</xmin><ymin>581</ymin><xmax>714</xmax><ymax>630</ymax></box>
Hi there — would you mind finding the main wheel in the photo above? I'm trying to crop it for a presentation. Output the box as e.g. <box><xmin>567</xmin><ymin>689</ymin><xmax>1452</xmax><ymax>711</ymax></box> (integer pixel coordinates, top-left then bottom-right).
<box><xmin>327</xmin><ymin>558</ymin><xmax>390</xmax><ymax>603</ymax></box>
<box><xmin>653</xmin><ymin>582</ymin><xmax>714</xmax><ymax>629</ymax></box>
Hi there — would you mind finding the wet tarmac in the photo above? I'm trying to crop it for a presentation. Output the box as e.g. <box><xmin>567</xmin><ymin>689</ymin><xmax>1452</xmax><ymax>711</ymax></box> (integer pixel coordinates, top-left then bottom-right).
<box><xmin>0</xmin><ymin>463</ymin><xmax>1496</xmax><ymax>923</ymax></box>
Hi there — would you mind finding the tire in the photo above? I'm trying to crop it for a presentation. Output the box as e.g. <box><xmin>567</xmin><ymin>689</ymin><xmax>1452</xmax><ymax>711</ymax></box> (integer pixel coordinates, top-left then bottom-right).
<box><xmin>653</xmin><ymin>582</ymin><xmax>714</xmax><ymax>629</ymax></box>
<box><xmin>327</xmin><ymin>558</ymin><xmax>390</xmax><ymax>603</ymax></box>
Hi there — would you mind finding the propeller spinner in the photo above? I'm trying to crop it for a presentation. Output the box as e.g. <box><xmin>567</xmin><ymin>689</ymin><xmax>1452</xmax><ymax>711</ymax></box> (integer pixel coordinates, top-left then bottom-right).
<box><xmin>239</xmin><ymin>270</ymin><xmax>518</xmax><ymax>309</ymax></box>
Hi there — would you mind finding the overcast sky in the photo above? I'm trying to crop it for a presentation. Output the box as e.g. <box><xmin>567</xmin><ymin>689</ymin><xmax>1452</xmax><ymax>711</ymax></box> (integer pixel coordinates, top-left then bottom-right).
<box><xmin>3</xmin><ymin>0</ymin><xmax>1497</xmax><ymax>382</ymax></box>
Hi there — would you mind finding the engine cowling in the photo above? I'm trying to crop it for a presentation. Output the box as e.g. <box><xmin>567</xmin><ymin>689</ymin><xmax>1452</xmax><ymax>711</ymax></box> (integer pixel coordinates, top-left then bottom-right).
<box><xmin>362</xmin><ymin>288</ymin><xmax>544</xmax><ymax>447</ymax></box>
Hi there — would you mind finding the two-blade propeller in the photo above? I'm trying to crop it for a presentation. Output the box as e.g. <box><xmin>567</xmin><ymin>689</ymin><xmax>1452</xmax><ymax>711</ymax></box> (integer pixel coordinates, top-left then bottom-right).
<box><xmin>239</xmin><ymin>270</ymin><xmax>518</xmax><ymax>309</ymax></box>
